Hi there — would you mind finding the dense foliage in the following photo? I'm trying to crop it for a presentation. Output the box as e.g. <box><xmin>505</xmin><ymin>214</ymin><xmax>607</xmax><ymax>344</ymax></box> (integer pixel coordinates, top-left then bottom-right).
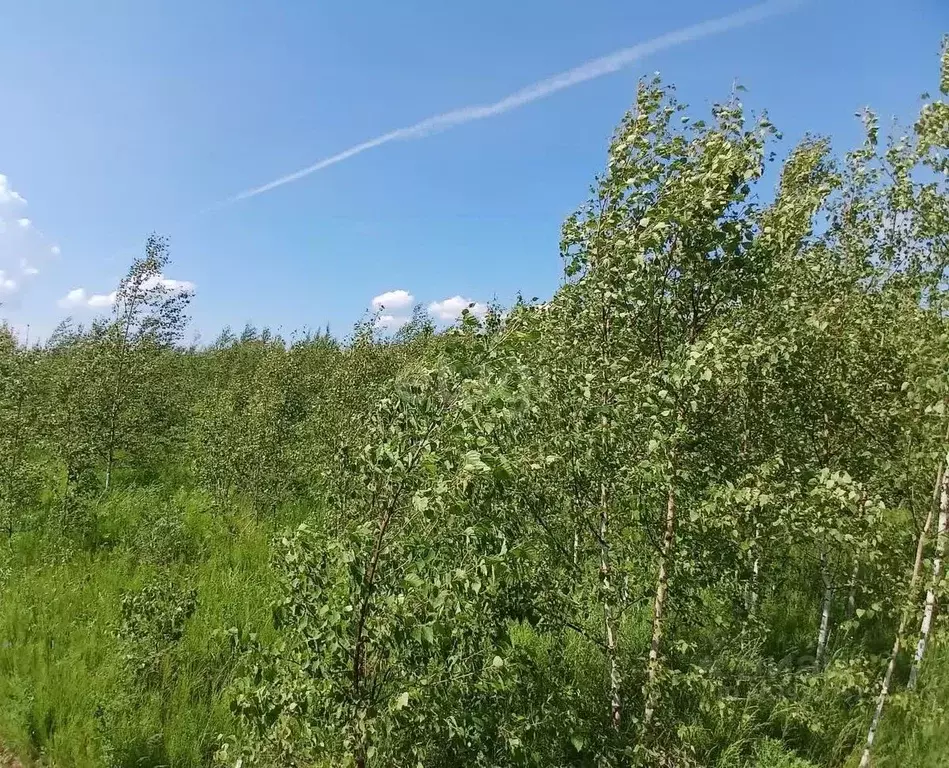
<box><xmin>2</xmin><ymin>44</ymin><xmax>949</xmax><ymax>768</ymax></box>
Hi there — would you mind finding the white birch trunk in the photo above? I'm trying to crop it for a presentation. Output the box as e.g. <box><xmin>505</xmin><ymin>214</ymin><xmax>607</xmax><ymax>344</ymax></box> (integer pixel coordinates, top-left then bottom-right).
<box><xmin>846</xmin><ymin>558</ymin><xmax>860</xmax><ymax>620</ymax></box>
<box><xmin>644</xmin><ymin>486</ymin><xmax>676</xmax><ymax>727</ymax></box>
<box><xmin>746</xmin><ymin>522</ymin><xmax>761</xmax><ymax>618</ymax></box>
<box><xmin>749</xmin><ymin>552</ymin><xmax>760</xmax><ymax>615</ymax></box>
<box><xmin>599</xmin><ymin>480</ymin><xmax>621</xmax><ymax>730</ymax></box>
<box><xmin>815</xmin><ymin>551</ymin><xmax>833</xmax><ymax>669</ymax></box>
<box><xmin>859</xmin><ymin>456</ymin><xmax>945</xmax><ymax>768</ymax></box>
<box><xmin>847</xmin><ymin>494</ymin><xmax>867</xmax><ymax>622</ymax></box>
<box><xmin>909</xmin><ymin>463</ymin><xmax>949</xmax><ymax>690</ymax></box>
<box><xmin>595</xmin><ymin>297</ymin><xmax>621</xmax><ymax>730</ymax></box>
<box><xmin>859</xmin><ymin>643</ymin><xmax>898</xmax><ymax>768</ymax></box>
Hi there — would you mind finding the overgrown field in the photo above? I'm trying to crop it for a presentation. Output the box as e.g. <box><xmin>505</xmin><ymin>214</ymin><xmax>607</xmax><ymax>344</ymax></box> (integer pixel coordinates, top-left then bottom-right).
<box><xmin>2</xmin><ymin>44</ymin><xmax>949</xmax><ymax>768</ymax></box>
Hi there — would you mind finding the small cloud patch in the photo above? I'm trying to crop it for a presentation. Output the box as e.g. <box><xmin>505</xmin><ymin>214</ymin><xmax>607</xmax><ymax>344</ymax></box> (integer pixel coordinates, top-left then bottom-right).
<box><xmin>428</xmin><ymin>295</ymin><xmax>487</xmax><ymax>322</ymax></box>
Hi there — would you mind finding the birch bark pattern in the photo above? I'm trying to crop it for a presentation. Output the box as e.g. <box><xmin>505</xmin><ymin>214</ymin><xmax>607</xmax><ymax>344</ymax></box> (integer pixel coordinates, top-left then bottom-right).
<box><xmin>858</xmin><ymin>459</ymin><xmax>946</xmax><ymax>768</ymax></box>
<box><xmin>909</xmin><ymin>458</ymin><xmax>949</xmax><ymax>690</ymax></box>
<box><xmin>745</xmin><ymin>520</ymin><xmax>761</xmax><ymax>619</ymax></box>
<box><xmin>600</xmin><ymin>478</ymin><xmax>622</xmax><ymax>730</ymax></box>
<box><xmin>643</xmin><ymin>485</ymin><xmax>676</xmax><ymax>727</ymax></box>
<box><xmin>846</xmin><ymin>559</ymin><xmax>860</xmax><ymax>620</ymax></box>
<box><xmin>748</xmin><ymin>551</ymin><xmax>760</xmax><ymax>616</ymax></box>
<box><xmin>595</xmin><ymin>268</ymin><xmax>622</xmax><ymax>730</ymax></box>
<box><xmin>815</xmin><ymin>551</ymin><xmax>833</xmax><ymax>669</ymax></box>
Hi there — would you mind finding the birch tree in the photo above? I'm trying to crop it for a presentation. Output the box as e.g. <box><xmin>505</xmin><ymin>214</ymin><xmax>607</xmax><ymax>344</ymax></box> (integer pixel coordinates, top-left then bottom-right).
<box><xmin>99</xmin><ymin>234</ymin><xmax>192</xmax><ymax>491</ymax></box>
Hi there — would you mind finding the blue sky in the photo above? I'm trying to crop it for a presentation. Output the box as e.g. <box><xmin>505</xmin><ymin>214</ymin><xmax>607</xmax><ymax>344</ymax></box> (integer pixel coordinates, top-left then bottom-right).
<box><xmin>0</xmin><ymin>0</ymin><xmax>945</xmax><ymax>342</ymax></box>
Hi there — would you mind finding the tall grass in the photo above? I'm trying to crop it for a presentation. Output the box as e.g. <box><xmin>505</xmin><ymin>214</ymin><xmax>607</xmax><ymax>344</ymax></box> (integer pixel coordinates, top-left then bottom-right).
<box><xmin>0</xmin><ymin>487</ymin><xmax>282</xmax><ymax>767</ymax></box>
<box><xmin>864</xmin><ymin>636</ymin><xmax>949</xmax><ymax>768</ymax></box>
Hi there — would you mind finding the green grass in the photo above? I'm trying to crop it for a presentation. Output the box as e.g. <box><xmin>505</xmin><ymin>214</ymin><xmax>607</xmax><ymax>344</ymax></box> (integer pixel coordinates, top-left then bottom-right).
<box><xmin>865</xmin><ymin>637</ymin><xmax>949</xmax><ymax>768</ymax></box>
<box><xmin>0</xmin><ymin>488</ymin><xmax>282</xmax><ymax>767</ymax></box>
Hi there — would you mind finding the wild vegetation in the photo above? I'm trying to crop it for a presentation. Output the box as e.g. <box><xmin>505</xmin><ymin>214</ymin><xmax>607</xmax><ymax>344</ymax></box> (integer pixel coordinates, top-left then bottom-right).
<box><xmin>1</xmin><ymin>43</ymin><xmax>949</xmax><ymax>768</ymax></box>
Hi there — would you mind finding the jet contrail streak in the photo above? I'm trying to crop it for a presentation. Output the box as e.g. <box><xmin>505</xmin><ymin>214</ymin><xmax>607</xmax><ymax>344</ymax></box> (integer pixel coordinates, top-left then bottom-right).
<box><xmin>225</xmin><ymin>0</ymin><xmax>802</xmax><ymax>205</ymax></box>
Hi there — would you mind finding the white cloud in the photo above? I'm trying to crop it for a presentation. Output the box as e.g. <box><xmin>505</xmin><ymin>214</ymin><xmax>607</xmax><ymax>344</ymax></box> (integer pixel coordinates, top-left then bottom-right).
<box><xmin>371</xmin><ymin>289</ymin><xmax>414</xmax><ymax>311</ymax></box>
<box><xmin>163</xmin><ymin>277</ymin><xmax>195</xmax><ymax>292</ymax></box>
<box><xmin>140</xmin><ymin>274</ymin><xmax>195</xmax><ymax>293</ymax></box>
<box><xmin>377</xmin><ymin>313</ymin><xmax>410</xmax><ymax>330</ymax></box>
<box><xmin>57</xmin><ymin>272</ymin><xmax>194</xmax><ymax>312</ymax></box>
<box><xmin>50</xmin><ymin>245</ymin><xmax>61</xmax><ymax>256</ymax></box>
<box><xmin>0</xmin><ymin>175</ymin><xmax>26</xmax><ymax>205</ymax></box>
<box><xmin>428</xmin><ymin>295</ymin><xmax>488</xmax><ymax>322</ymax></box>
<box><xmin>88</xmin><ymin>291</ymin><xmax>117</xmax><ymax>308</ymax></box>
<box><xmin>58</xmin><ymin>288</ymin><xmax>87</xmax><ymax>308</ymax></box>
<box><xmin>0</xmin><ymin>172</ymin><xmax>60</xmax><ymax>297</ymax></box>
<box><xmin>58</xmin><ymin>288</ymin><xmax>115</xmax><ymax>309</ymax></box>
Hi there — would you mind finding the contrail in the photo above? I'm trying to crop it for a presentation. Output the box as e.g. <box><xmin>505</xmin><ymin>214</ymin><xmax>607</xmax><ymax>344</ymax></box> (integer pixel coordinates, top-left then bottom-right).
<box><xmin>225</xmin><ymin>0</ymin><xmax>802</xmax><ymax>205</ymax></box>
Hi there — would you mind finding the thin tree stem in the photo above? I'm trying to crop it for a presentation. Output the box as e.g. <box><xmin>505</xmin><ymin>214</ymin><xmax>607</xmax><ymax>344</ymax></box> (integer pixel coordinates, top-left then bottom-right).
<box><xmin>816</xmin><ymin>551</ymin><xmax>833</xmax><ymax>669</ymax></box>
<box><xmin>909</xmin><ymin>456</ymin><xmax>949</xmax><ymax>689</ymax></box>
<box><xmin>859</xmin><ymin>452</ymin><xmax>947</xmax><ymax>768</ymax></box>
<box><xmin>600</xmin><ymin>477</ymin><xmax>621</xmax><ymax>730</ymax></box>
<box><xmin>644</xmin><ymin>483</ymin><xmax>676</xmax><ymax>728</ymax></box>
<box><xmin>846</xmin><ymin>558</ymin><xmax>860</xmax><ymax>620</ymax></box>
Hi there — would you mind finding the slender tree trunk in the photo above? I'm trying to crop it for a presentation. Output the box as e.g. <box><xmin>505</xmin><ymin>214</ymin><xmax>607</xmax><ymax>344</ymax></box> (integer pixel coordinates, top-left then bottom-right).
<box><xmin>350</xmin><ymin>492</ymin><xmax>397</xmax><ymax>768</ymax></box>
<box><xmin>815</xmin><ymin>551</ymin><xmax>833</xmax><ymax>669</ymax></box>
<box><xmin>644</xmin><ymin>485</ymin><xmax>676</xmax><ymax>727</ymax></box>
<box><xmin>859</xmin><ymin>457</ymin><xmax>946</xmax><ymax>768</ymax></box>
<box><xmin>103</xmin><ymin>350</ymin><xmax>129</xmax><ymax>492</ymax></box>
<box><xmin>104</xmin><ymin>297</ymin><xmax>139</xmax><ymax>492</ymax></box>
<box><xmin>600</xmin><ymin>478</ymin><xmax>622</xmax><ymax>730</ymax></box>
<box><xmin>740</xmin><ymin>431</ymin><xmax>759</xmax><ymax>619</ymax></box>
<box><xmin>595</xmin><ymin>286</ymin><xmax>621</xmax><ymax>730</ymax></box>
<box><xmin>909</xmin><ymin>462</ymin><xmax>949</xmax><ymax>690</ymax></box>
<box><xmin>846</xmin><ymin>494</ymin><xmax>868</xmax><ymax>622</ymax></box>
<box><xmin>749</xmin><ymin>552</ymin><xmax>760</xmax><ymax>615</ymax></box>
<box><xmin>846</xmin><ymin>559</ymin><xmax>860</xmax><ymax>620</ymax></box>
<box><xmin>104</xmin><ymin>414</ymin><xmax>117</xmax><ymax>492</ymax></box>
<box><xmin>61</xmin><ymin>465</ymin><xmax>77</xmax><ymax>531</ymax></box>
<box><xmin>859</xmin><ymin>634</ymin><xmax>899</xmax><ymax>768</ymax></box>
<box><xmin>746</xmin><ymin>521</ymin><xmax>762</xmax><ymax>619</ymax></box>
